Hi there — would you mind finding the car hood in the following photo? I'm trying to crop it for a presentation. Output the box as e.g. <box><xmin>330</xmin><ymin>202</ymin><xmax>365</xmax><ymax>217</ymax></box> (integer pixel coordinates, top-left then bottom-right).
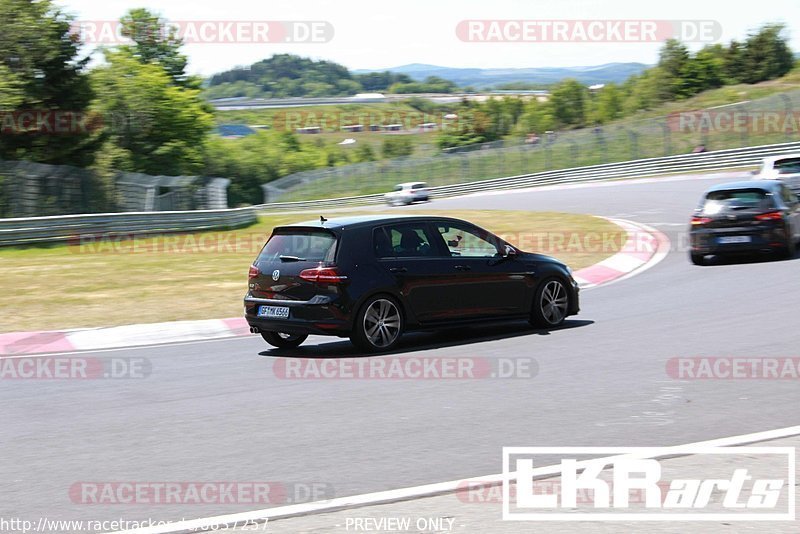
<box><xmin>517</xmin><ymin>251</ymin><xmax>569</xmax><ymax>268</ymax></box>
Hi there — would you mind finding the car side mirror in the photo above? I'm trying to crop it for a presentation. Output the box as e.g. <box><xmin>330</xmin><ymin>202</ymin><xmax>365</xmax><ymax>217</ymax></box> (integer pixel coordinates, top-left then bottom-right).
<box><xmin>502</xmin><ymin>245</ymin><xmax>518</xmax><ymax>258</ymax></box>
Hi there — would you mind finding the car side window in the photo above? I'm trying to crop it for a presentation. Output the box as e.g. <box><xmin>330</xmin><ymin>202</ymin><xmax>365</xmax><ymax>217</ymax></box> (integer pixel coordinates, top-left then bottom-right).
<box><xmin>434</xmin><ymin>223</ymin><xmax>499</xmax><ymax>258</ymax></box>
<box><xmin>374</xmin><ymin>224</ymin><xmax>437</xmax><ymax>258</ymax></box>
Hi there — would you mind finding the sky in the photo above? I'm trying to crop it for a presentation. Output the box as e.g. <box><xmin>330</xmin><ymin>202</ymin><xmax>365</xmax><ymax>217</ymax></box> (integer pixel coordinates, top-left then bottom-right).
<box><xmin>56</xmin><ymin>0</ymin><xmax>800</xmax><ymax>77</ymax></box>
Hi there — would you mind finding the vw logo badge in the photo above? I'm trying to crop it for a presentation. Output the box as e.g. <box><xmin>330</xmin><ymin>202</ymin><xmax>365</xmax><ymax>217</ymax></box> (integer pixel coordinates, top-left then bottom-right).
<box><xmin>272</xmin><ymin>270</ymin><xmax>280</xmax><ymax>281</ymax></box>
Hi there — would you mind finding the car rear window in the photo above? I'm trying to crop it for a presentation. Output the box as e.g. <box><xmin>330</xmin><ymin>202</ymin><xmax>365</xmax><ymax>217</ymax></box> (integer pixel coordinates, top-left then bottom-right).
<box><xmin>258</xmin><ymin>229</ymin><xmax>337</xmax><ymax>262</ymax></box>
<box><xmin>413</xmin><ymin>183</ymin><xmax>427</xmax><ymax>189</ymax></box>
<box><xmin>701</xmin><ymin>189</ymin><xmax>775</xmax><ymax>214</ymax></box>
<box><xmin>774</xmin><ymin>158</ymin><xmax>800</xmax><ymax>174</ymax></box>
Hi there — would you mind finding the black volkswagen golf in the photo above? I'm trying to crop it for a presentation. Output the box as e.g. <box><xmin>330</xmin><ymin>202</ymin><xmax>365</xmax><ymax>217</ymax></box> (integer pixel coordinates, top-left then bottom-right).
<box><xmin>689</xmin><ymin>180</ymin><xmax>800</xmax><ymax>265</ymax></box>
<box><xmin>245</xmin><ymin>215</ymin><xmax>580</xmax><ymax>352</ymax></box>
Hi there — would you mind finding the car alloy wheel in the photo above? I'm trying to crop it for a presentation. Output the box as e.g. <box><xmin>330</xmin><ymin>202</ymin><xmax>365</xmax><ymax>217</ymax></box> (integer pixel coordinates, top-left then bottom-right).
<box><xmin>352</xmin><ymin>296</ymin><xmax>403</xmax><ymax>351</ymax></box>
<box><xmin>530</xmin><ymin>278</ymin><xmax>569</xmax><ymax>328</ymax></box>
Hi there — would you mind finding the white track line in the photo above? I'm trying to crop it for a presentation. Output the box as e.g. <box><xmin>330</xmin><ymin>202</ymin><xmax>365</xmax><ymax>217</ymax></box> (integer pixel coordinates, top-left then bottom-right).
<box><xmin>108</xmin><ymin>425</ymin><xmax>800</xmax><ymax>534</ymax></box>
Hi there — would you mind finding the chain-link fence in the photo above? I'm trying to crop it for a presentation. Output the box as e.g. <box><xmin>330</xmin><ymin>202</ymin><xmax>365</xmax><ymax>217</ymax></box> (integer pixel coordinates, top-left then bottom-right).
<box><xmin>268</xmin><ymin>89</ymin><xmax>800</xmax><ymax>202</ymax></box>
<box><xmin>0</xmin><ymin>161</ymin><xmax>232</xmax><ymax>218</ymax></box>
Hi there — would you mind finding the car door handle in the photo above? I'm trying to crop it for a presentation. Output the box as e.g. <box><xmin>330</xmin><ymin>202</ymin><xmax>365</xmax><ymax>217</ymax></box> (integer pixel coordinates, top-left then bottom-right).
<box><xmin>389</xmin><ymin>267</ymin><xmax>408</xmax><ymax>273</ymax></box>
<box><xmin>454</xmin><ymin>265</ymin><xmax>472</xmax><ymax>271</ymax></box>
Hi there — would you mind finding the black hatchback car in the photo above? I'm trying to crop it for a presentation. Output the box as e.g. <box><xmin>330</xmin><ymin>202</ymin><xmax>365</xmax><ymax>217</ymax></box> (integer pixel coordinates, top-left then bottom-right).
<box><xmin>689</xmin><ymin>180</ymin><xmax>800</xmax><ymax>265</ymax></box>
<box><xmin>244</xmin><ymin>215</ymin><xmax>580</xmax><ymax>352</ymax></box>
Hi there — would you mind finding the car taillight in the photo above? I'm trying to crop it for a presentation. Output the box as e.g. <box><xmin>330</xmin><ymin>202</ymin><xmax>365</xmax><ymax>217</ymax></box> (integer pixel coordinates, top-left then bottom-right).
<box><xmin>691</xmin><ymin>216</ymin><xmax>712</xmax><ymax>225</ymax></box>
<box><xmin>755</xmin><ymin>211</ymin><xmax>783</xmax><ymax>221</ymax></box>
<box><xmin>299</xmin><ymin>267</ymin><xmax>348</xmax><ymax>283</ymax></box>
<box><xmin>248</xmin><ymin>265</ymin><xmax>260</xmax><ymax>280</ymax></box>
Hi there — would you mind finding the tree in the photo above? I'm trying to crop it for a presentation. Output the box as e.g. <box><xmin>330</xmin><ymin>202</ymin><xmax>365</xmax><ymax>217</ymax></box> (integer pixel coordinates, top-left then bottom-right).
<box><xmin>680</xmin><ymin>46</ymin><xmax>725</xmax><ymax>97</ymax></box>
<box><xmin>740</xmin><ymin>24</ymin><xmax>795</xmax><ymax>84</ymax></box>
<box><xmin>0</xmin><ymin>0</ymin><xmax>94</xmax><ymax>165</ymax></box>
<box><xmin>354</xmin><ymin>143</ymin><xmax>376</xmax><ymax>163</ymax></box>
<box><xmin>515</xmin><ymin>99</ymin><xmax>556</xmax><ymax>135</ymax></box>
<box><xmin>91</xmin><ymin>49</ymin><xmax>212</xmax><ymax>176</ymax></box>
<box><xmin>657</xmin><ymin>39</ymin><xmax>690</xmax><ymax>97</ymax></box>
<box><xmin>723</xmin><ymin>40</ymin><xmax>746</xmax><ymax>84</ymax></box>
<box><xmin>549</xmin><ymin>79</ymin><xmax>587</xmax><ymax>128</ymax></box>
<box><xmin>120</xmin><ymin>8</ymin><xmax>190</xmax><ymax>86</ymax></box>
<box><xmin>382</xmin><ymin>136</ymin><xmax>414</xmax><ymax>158</ymax></box>
<box><xmin>591</xmin><ymin>84</ymin><xmax>623</xmax><ymax>123</ymax></box>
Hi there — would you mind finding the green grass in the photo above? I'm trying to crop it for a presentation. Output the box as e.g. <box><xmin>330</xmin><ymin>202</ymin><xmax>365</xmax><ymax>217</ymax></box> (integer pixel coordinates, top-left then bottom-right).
<box><xmin>0</xmin><ymin>210</ymin><xmax>623</xmax><ymax>333</ymax></box>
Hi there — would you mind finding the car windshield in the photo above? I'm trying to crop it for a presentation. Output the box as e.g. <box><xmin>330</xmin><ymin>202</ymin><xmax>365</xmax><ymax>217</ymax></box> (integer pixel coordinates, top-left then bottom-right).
<box><xmin>773</xmin><ymin>158</ymin><xmax>800</xmax><ymax>174</ymax></box>
<box><xmin>257</xmin><ymin>229</ymin><xmax>337</xmax><ymax>262</ymax></box>
<box><xmin>701</xmin><ymin>189</ymin><xmax>775</xmax><ymax>214</ymax></box>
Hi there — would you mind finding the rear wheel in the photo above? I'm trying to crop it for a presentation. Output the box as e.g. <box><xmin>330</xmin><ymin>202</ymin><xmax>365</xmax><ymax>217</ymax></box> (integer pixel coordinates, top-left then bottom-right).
<box><xmin>690</xmin><ymin>252</ymin><xmax>706</xmax><ymax>266</ymax></box>
<box><xmin>261</xmin><ymin>331</ymin><xmax>308</xmax><ymax>349</ymax></box>
<box><xmin>350</xmin><ymin>295</ymin><xmax>404</xmax><ymax>352</ymax></box>
<box><xmin>530</xmin><ymin>278</ymin><xmax>569</xmax><ymax>328</ymax></box>
<box><xmin>780</xmin><ymin>235</ymin><xmax>796</xmax><ymax>259</ymax></box>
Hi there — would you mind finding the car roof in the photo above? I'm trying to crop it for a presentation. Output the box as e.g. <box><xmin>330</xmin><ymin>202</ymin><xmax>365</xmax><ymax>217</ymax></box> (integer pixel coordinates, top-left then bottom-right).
<box><xmin>705</xmin><ymin>180</ymin><xmax>784</xmax><ymax>193</ymax></box>
<box><xmin>279</xmin><ymin>214</ymin><xmax>468</xmax><ymax>230</ymax></box>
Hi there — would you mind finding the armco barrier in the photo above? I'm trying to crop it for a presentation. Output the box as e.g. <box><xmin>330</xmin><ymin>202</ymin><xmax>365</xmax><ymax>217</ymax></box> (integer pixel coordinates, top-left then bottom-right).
<box><xmin>0</xmin><ymin>207</ymin><xmax>256</xmax><ymax>247</ymax></box>
<box><xmin>2</xmin><ymin>140</ymin><xmax>799</xmax><ymax>246</ymax></box>
<box><xmin>255</xmin><ymin>140</ymin><xmax>800</xmax><ymax>211</ymax></box>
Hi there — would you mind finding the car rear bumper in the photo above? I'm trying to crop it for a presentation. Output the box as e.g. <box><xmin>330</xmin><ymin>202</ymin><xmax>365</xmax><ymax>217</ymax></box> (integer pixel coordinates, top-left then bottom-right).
<box><xmin>690</xmin><ymin>227</ymin><xmax>789</xmax><ymax>254</ymax></box>
<box><xmin>244</xmin><ymin>295</ymin><xmax>352</xmax><ymax>336</ymax></box>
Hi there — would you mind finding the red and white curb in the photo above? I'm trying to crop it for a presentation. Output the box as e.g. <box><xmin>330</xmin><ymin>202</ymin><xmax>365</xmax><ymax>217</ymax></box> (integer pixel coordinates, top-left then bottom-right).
<box><xmin>0</xmin><ymin>318</ymin><xmax>250</xmax><ymax>357</ymax></box>
<box><xmin>572</xmin><ymin>217</ymin><xmax>670</xmax><ymax>290</ymax></box>
<box><xmin>0</xmin><ymin>218</ymin><xmax>668</xmax><ymax>357</ymax></box>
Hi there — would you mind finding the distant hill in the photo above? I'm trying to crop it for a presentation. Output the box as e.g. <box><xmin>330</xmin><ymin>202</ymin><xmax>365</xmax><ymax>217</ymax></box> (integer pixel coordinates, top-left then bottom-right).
<box><xmin>353</xmin><ymin>63</ymin><xmax>651</xmax><ymax>88</ymax></box>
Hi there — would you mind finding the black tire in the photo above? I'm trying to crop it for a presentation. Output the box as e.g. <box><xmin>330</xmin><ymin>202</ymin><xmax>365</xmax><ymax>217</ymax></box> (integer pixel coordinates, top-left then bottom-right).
<box><xmin>350</xmin><ymin>295</ymin><xmax>404</xmax><ymax>352</ymax></box>
<box><xmin>261</xmin><ymin>331</ymin><xmax>308</xmax><ymax>349</ymax></box>
<box><xmin>529</xmin><ymin>278</ymin><xmax>569</xmax><ymax>328</ymax></box>
<box><xmin>690</xmin><ymin>252</ymin><xmax>706</xmax><ymax>266</ymax></box>
<box><xmin>780</xmin><ymin>235</ymin><xmax>796</xmax><ymax>259</ymax></box>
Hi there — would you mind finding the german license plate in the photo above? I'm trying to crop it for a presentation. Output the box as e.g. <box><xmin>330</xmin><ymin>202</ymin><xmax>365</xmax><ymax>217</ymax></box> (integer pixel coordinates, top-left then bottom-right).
<box><xmin>258</xmin><ymin>306</ymin><xmax>290</xmax><ymax>319</ymax></box>
<box><xmin>718</xmin><ymin>236</ymin><xmax>751</xmax><ymax>244</ymax></box>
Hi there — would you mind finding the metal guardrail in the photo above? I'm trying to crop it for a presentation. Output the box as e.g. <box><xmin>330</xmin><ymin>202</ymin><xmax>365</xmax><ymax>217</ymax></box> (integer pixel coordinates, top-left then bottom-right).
<box><xmin>0</xmin><ymin>207</ymin><xmax>257</xmax><ymax>247</ymax></box>
<box><xmin>255</xmin><ymin>140</ymin><xmax>800</xmax><ymax>212</ymax></box>
<box><xmin>2</xmin><ymin>140</ymin><xmax>799</xmax><ymax>246</ymax></box>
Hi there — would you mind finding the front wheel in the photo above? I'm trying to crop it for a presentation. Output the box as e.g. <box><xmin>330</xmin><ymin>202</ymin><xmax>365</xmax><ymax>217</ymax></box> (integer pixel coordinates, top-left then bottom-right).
<box><xmin>261</xmin><ymin>331</ymin><xmax>308</xmax><ymax>349</ymax></box>
<box><xmin>780</xmin><ymin>235</ymin><xmax>796</xmax><ymax>259</ymax></box>
<box><xmin>690</xmin><ymin>252</ymin><xmax>706</xmax><ymax>266</ymax></box>
<box><xmin>350</xmin><ymin>296</ymin><xmax>404</xmax><ymax>352</ymax></box>
<box><xmin>530</xmin><ymin>278</ymin><xmax>569</xmax><ymax>328</ymax></box>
